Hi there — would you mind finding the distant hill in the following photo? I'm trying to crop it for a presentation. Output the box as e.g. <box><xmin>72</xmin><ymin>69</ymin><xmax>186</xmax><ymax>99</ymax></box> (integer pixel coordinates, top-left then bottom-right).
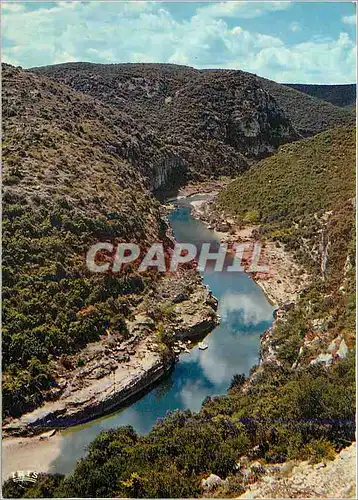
<box><xmin>31</xmin><ymin>62</ymin><xmax>302</xmax><ymax>182</ymax></box>
<box><xmin>285</xmin><ymin>83</ymin><xmax>356</xmax><ymax>108</ymax></box>
<box><xmin>258</xmin><ymin>77</ymin><xmax>355</xmax><ymax>137</ymax></box>
<box><xmin>33</xmin><ymin>63</ymin><xmax>355</xmax><ymax>151</ymax></box>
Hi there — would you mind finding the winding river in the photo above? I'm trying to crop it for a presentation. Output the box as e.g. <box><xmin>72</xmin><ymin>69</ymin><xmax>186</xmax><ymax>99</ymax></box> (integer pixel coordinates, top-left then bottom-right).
<box><xmin>48</xmin><ymin>195</ymin><xmax>274</xmax><ymax>475</ymax></box>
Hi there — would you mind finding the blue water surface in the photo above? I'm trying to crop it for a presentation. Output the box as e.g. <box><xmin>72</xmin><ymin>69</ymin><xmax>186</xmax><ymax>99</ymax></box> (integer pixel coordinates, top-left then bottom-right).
<box><xmin>51</xmin><ymin>197</ymin><xmax>274</xmax><ymax>474</ymax></box>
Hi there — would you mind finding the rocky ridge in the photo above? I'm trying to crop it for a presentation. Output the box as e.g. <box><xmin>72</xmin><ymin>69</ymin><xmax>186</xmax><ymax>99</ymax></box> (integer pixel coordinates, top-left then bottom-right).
<box><xmin>198</xmin><ymin>443</ymin><xmax>356</xmax><ymax>498</ymax></box>
<box><xmin>33</xmin><ymin>63</ymin><xmax>354</xmax><ymax>178</ymax></box>
<box><xmin>32</xmin><ymin>62</ymin><xmax>301</xmax><ymax>185</ymax></box>
<box><xmin>285</xmin><ymin>83</ymin><xmax>356</xmax><ymax>109</ymax></box>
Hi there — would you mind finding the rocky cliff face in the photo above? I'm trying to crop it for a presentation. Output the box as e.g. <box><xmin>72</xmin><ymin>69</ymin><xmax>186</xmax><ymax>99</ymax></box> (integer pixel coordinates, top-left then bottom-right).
<box><xmin>151</xmin><ymin>155</ymin><xmax>186</xmax><ymax>191</ymax></box>
<box><xmin>32</xmin><ymin>63</ymin><xmax>301</xmax><ymax>184</ymax></box>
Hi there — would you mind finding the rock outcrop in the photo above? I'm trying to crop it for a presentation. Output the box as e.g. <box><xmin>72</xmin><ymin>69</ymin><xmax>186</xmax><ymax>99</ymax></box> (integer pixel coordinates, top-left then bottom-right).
<box><xmin>239</xmin><ymin>442</ymin><xmax>356</xmax><ymax>499</ymax></box>
<box><xmin>32</xmin><ymin>62</ymin><xmax>301</xmax><ymax>187</ymax></box>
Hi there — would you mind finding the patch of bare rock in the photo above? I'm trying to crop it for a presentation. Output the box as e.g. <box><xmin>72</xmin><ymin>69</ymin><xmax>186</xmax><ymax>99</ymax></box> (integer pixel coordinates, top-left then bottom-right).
<box><xmin>189</xmin><ymin>196</ymin><xmax>310</xmax><ymax>308</ymax></box>
<box><xmin>238</xmin><ymin>442</ymin><xmax>356</xmax><ymax>498</ymax></box>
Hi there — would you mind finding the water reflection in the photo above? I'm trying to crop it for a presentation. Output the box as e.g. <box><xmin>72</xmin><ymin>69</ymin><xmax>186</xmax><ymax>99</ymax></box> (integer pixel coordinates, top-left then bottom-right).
<box><xmin>50</xmin><ymin>196</ymin><xmax>273</xmax><ymax>475</ymax></box>
<box><xmin>220</xmin><ymin>290</ymin><xmax>273</xmax><ymax>329</ymax></box>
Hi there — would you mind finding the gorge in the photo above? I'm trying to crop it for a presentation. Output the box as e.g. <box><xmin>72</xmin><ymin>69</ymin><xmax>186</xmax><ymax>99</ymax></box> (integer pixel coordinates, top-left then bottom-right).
<box><xmin>2</xmin><ymin>61</ymin><xmax>355</xmax><ymax>498</ymax></box>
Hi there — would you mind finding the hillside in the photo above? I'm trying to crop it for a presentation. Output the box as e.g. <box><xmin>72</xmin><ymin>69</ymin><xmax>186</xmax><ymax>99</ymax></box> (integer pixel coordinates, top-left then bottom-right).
<box><xmin>218</xmin><ymin>125</ymin><xmax>355</xmax><ymax>225</ymax></box>
<box><xmin>259</xmin><ymin>78</ymin><xmax>355</xmax><ymax>137</ymax></box>
<box><xmin>1</xmin><ymin>63</ymin><xmax>162</xmax><ymax>417</ymax></box>
<box><xmin>285</xmin><ymin>83</ymin><xmax>356</xmax><ymax>108</ymax></box>
<box><xmin>4</xmin><ymin>114</ymin><xmax>356</xmax><ymax>497</ymax></box>
<box><xmin>33</xmin><ymin>62</ymin><xmax>355</xmax><ymax>153</ymax></box>
<box><xmin>32</xmin><ymin>62</ymin><xmax>299</xmax><ymax>181</ymax></box>
<box><xmin>218</xmin><ymin>125</ymin><xmax>356</xmax><ymax>283</ymax></box>
<box><xmin>2</xmin><ymin>63</ymin><xmax>218</xmax><ymax>422</ymax></box>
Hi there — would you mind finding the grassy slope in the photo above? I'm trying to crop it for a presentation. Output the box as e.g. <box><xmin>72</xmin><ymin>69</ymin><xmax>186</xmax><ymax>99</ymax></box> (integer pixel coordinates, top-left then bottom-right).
<box><xmin>218</xmin><ymin>125</ymin><xmax>355</xmax><ymax>224</ymax></box>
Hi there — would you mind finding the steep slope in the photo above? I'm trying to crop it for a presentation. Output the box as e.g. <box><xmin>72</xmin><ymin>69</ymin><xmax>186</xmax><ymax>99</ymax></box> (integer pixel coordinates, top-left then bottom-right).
<box><xmin>285</xmin><ymin>83</ymin><xmax>356</xmax><ymax>108</ymax></box>
<box><xmin>218</xmin><ymin>124</ymin><xmax>356</xmax><ymax>285</ymax></box>
<box><xmin>218</xmin><ymin>123</ymin><xmax>355</xmax><ymax>364</ymax></box>
<box><xmin>218</xmin><ymin>125</ymin><xmax>355</xmax><ymax>225</ymax></box>
<box><xmin>4</xmin><ymin>122</ymin><xmax>355</xmax><ymax>497</ymax></box>
<box><xmin>2</xmin><ymin>63</ymin><xmax>216</xmax><ymax>421</ymax></box>
<box><xmin>32</xmin><ymin>62</ymin><xmax>298</xmax><ymax>181</ymax></box>
<box><xmin>33</xmin><ymin>62</ymin><xmax>354</xmax><ymax>155</ymax></box>
<box><xmin>259</xmin><ymin>78</ymin><xmax>355</xmax><ymax>137</ymax></box>
<box><xmin>2</xmin><ymin>63</ymin><xmax>159</xmax><ymax>417</ymax></box>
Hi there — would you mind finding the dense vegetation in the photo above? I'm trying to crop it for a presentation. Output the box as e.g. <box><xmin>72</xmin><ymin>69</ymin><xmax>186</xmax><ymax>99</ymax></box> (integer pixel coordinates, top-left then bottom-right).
<box><xmin>2</xmin><ymin>64</ymin><xmax>169</xmax><ymax>417</ymax></box>
<box><xmin>218</xmin><ymin>125</ymin><xmax>355</xmax><ymax>228</ymax></box>
<box><xmin>285</xmin><ymin>83</ymin><xmax>356</xmax><ymax>109</ymax></box>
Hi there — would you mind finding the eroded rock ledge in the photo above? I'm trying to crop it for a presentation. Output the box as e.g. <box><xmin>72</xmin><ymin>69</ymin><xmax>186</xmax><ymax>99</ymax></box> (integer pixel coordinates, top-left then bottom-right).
<box><xmin>3</xmin><ymin>269</ymin><xmax>218</xmax><ymax>437</ymax></box>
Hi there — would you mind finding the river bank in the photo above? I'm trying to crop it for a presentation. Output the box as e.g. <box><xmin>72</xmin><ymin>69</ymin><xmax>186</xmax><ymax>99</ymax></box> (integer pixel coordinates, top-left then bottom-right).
<box><xmin>187</xmin><ymin>192</ymin><xmax>310</xmax><ymax>308</ymax></box>
<box><xmin>2</xmin><ymin>270</ymin><xmax>218</xmax><ymax>480</ymax></box>
<box><xmin>3</xmin><ymin>185</ymin><xmax>305</xmax><ymax>483</ymax></box>
<box><xmin>185</xmin><ymin>190</ymin><xmax>313</xmax><ymax>373</ymax></box>
<box><xmin>3</xmin><ymin>269</ymin><xmax>217</xmax><ymax>436</ymax></box>
<box><xmin>2</xmin><ymin>190</ymin><xmax>272</xmax><ymax>482</ymax></box>
<box><xmin>2</xmin><ymin>433</ymin><xmax>63</xmax><ymax>481</ymax></box>
<box><xmin>2</xmin><ymin>183</ymin><xmax>303</xmax><ymax>472</ymax></box>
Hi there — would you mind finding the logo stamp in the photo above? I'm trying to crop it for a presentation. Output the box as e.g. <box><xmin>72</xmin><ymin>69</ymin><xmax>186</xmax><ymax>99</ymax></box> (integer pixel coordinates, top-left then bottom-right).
<box><xmin>12</xmin><ymin>471</ymin><xmax>38</xmax><ymax>486</ymax></box>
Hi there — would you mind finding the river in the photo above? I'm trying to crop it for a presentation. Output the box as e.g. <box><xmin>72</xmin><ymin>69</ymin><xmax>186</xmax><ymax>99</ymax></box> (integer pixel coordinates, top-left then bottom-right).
<box><xmin>46</xmin><ymin>195</ymin><xmax>274</xmax><ymax>475</ymax></box>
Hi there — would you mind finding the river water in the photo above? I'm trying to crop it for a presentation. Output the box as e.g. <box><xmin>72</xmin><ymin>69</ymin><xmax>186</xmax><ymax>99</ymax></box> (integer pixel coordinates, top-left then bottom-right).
<box><xmin>50</xmin><ymin>196</ymin><xmax>274</xmax><ymax>475</ymax></box>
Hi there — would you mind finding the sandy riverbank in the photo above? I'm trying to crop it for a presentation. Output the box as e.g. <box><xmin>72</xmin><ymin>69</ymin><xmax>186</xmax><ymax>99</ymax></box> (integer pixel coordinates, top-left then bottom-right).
<box><xmin>2</xmin><ymin>432</ymin><xmax>63</xmax><ymax>481</ymax></box>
